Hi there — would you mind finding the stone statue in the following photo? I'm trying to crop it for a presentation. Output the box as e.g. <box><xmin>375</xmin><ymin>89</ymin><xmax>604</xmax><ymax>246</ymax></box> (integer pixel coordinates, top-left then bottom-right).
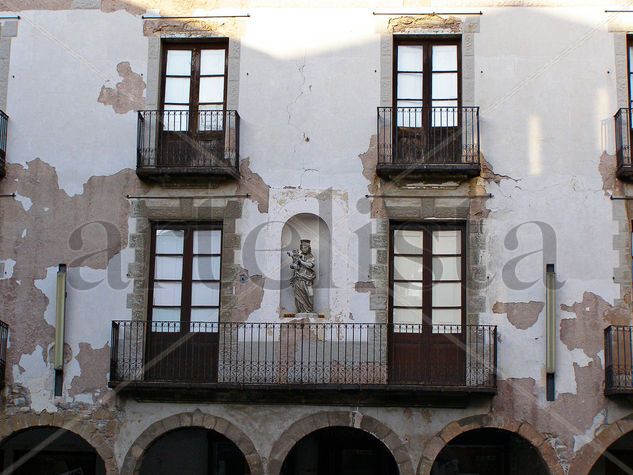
<box><xmin>287</xmin><ymin>239</ymin><xmax>316</xmax><ymax>314</ymax></box>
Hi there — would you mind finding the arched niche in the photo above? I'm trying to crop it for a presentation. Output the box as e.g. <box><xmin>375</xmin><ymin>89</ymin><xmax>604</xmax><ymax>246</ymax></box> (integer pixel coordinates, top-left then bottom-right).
<box><xmin>280</xmin><ymin>213</ymin><xmax>331</xmax><ymax>317</ymax></box>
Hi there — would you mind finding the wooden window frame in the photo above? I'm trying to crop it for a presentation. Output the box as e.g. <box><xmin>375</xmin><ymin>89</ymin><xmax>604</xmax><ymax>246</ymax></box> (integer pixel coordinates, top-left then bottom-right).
<box><xmin>147</xmin><ymin>222</ymin><xmax>223</xmax><ymax>326</ymax></box>
<box><xmin>393</xmin><ymin>35</ymin><xmax>463</xmax><ymax>111</ymax></box>
<box><xmin>160</xmin><ymin>40</ymin><xmax>229</xmax><ymax>133</ymax></box>
<box><xmin>626</xmin><ymin>34</ymin><xmax>633</xmax><ymax>109</ymax></box>
<box><xmin>388</xmin><ymin>221</ymin><xmax>467</xmax><ymax>328</ymax></box>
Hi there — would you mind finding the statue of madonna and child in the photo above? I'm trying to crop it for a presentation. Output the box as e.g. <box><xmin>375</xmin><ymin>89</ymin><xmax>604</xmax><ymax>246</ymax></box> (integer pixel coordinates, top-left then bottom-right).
<box><xmin>287</xmin><ymin>239</ymin><xmax>317</xmax><ymax>316</ymax></box>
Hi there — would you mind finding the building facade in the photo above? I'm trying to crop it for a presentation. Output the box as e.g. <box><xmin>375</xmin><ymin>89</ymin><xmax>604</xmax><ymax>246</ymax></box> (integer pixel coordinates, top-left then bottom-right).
<box><xmin>0</xmin><ymin>1</ymin><xmax>632</xmax><ymax>474</ymax></box>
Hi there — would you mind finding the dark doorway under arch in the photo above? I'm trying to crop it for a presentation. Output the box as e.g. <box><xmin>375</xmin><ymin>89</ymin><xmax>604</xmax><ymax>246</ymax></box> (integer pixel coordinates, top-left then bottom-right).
<box><xmin>280</xmin><ymin>427</ymin><xmax>399</xmax><ymax>475</ymax></box>
<box><xmin>0</xmin><ymin>426</ymin><xmax>105</xmax><ymax>475</ymax></box>
<box><xmin>140</xmin><ymin>428</ymin><xmax>249</xmax><ymax>475</ymax></box>
<box><xmin>431</xmin><ymin>428</ymin><xmax>549</xmax><ymax>475</ymax></box>
<box><xmin>589</xmin><ymin>431</ymin><xmax>633</xmax><ymax>474</ymax></box>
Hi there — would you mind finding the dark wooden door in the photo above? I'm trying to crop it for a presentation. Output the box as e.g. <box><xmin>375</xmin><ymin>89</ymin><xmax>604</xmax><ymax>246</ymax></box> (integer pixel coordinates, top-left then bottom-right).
<box><xmin>146</xmin><ymin>324</ymin><xmax>219</xmax><ymax>382</ymax></box>
<box><xmin>145</xmin><ymin>225</ymin><xmax>223</xmax><ymax>383</ymax></box>
<box><xmin>159</xmin><ymin>43</ymin><xmax>228</xmax><ymax>169</ymax></box>
<box><xmin>394</xmin><ymin>38</ymin><xmax>461</xmax><ymax>165</ymax></box>
<box><xmin>389</xmin><ymin>224</ymin><xmax>466</xmax><ymax>386</ymax></box>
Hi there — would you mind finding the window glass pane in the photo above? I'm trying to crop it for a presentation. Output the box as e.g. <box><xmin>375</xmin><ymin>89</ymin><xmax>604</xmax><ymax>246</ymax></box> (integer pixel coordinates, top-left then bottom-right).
<box><xmin>397</xmin><ymin>45</ymin><xmax>423</xmax><ymax>71</ymax></box>
<box><xmin>397</xmin><ymin>73</ymin><xmax>423</xmax><ymax>100</ymax></box>
<box><xmin>192</xmin><ymin>256</ymin><xmax>221</xmax><ymax>280</ymax></box>
<box><xmin>153</xmin><ymin>282</ymin><xmax>182</xmax><ymax>306</ymax></box>
<box><xmin>393</xmin><ymin>308</ymin><xmax>422</xmax><ymax>333</ymax></box>
<box><xmin>201</xmin><ymin>49</ymin><xmax>225</xmax><ymax>75</ymax></box>
<box><xmin>155</xmin><ymin>256</ymin><xmax>183</xmax><ymax>280</ymax></box>
<box><xmin>432</xmin><ymin>45</ymin><xmax>458</xmax><ymax>71</ymax></box>
<box><xmin>191</xmin><ymin>282</ymin><xmax>220</xmax><ymax>306</ymax></box>
<box><xmin>163</xmin><ymin>105</ymin><xmax>189</xmax><ymax>132</ymax></box>
<box><xmin>432</xmin><ymin>282</ymin><xmax>462</xmax><ymax>307</ymax></box>
<box><xmin>432</xmin><ymin>257</ymin><xmax>461</xmax><ymax>281</ymax></box>
<box><xmin>199</xmin><ymin>77</ymin><xmax>224</xmax><ymax>103</ymax></box>
<box><xmin>432</xmin><ymin>308</ymin><xmax>461</xmax><ymax>329</ymax></box>
<box><xmin>396</xmin><ymin>101</ymin><xmax>423</xmax><ymax>127</ymax></box>
<box><xmin>432</xmin><ymin>73</ymin><xmax>458</xmax><ymax>100</ymax></box>
<box><xmin>430</xmin><ymin>102</ymin><xmax>458</xmax><ymax>127</ymax></box>
<box><xmin>166</xmin><ymin>50</ymin><xmax>192</xmax><ymax>76</ymax></box>
<box><xmin>199</xmin><ymin>105</ymin><xmax>223</xmax><ymax>132</ymax></box>
<box><xmin>629</xmin><ymin>46</ymin><xmax>633</xmax><ymax>70</ymax></box>
<box><xmin>394</xmin><ymin>230</ymin><xmax>423</xmax><ymax>254</ymax></box>
<box><xmin>194</xmin><ymin>230</ymin><xmax>222</xmax><ymax>254</ymax></box>
<box><xmin>191</xmin><ymin>308</ymin><xmax>219</xmax><ymax>324</ymax></box>
<box><xmin>156</xmin><ymin>229</ymin><xmax>184</xmax><ymax>254</ymax></box>
<box><xmin>394</xmin><ymin>282</ymin><xmax>422</xmax><ymax>307</ymax></box>
<box><xmin>151</xmin><ymin>308</ymin><xmax>181</xmax><ymax>332</ymax></box>
<box><xmin>165</xmin><ymin>77</ymin><xmax>191</xmax><ymax>104</ymax></box>
<box><xmin>432</xmin><ymin>230</ymin><xmax>461</xmax><ymax>254</ymax></box>
<box><xmin>394</xmin><ymin>256</ymin><xmax>423</xmax><ymax>280</ymax></box>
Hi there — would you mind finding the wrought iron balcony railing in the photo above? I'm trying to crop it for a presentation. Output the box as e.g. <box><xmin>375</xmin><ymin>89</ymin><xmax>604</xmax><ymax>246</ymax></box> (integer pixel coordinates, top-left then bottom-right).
<box><xmin>110</xmin><ymin>321</ymin><xmax>496</xmax><ymax>395</ymax></box>
<box><xmin>615</xmin><ymin>108</ymin><xmax>633</xmax><ymax>180</ymax></box>
<box><xmin>136</xmin><ymin>109</ymin><xmax>239</xmax><ymax>181</ymax></box>
<box><xmin>0</xmin><ymin>110</ymin><xmax>8</xmax><ymax>179</ymax></box>
<box><xmin>605</xmin><ymin>325</ymin><xmax>633</xmax><ymax>395</ymax></box>
<box><xmin>377</xmin><ymin>106</ymin><xmax>480</xmax><ymax>179</ymax></box>
<box><xmin>0</xmin><ymin>320</ymin><xmax>8</xmax><ymax>389</ymax></box>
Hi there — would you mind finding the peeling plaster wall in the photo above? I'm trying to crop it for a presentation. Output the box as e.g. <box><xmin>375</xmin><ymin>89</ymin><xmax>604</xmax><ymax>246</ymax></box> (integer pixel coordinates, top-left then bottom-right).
<box><xmin>0</xmin><ymin>4</ymin><xmax>632</xmax><ymax>475</ymax></box>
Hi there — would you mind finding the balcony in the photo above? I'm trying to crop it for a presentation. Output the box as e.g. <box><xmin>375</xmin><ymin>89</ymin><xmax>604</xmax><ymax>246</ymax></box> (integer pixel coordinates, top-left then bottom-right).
<box><xmin>109</xmin><ymin>321</ymin><xmax>497</xmax><ymax>407</ymax></box>
<box><xmin>0</xmin><ymin>110</ymin><xmax>8</xmax><ymax>179</ymax></box>
<box><xmin>615</xmin><ymin>108</ymin><xmax>633</xmax><ymax>180</ymax></box>
<box><xmin>377</xmin><ymin>106</ymin><xmax>480</xmax><ymax>180</ymax></box>
<box><xmin>605</xmin><ymin>325</ymin><xmax>633</xmax><ymax>396</ymax></box>
<box><xmin>0</xmin><ymin>320</ymin><xmax>7</xmax><ymax>389</ymax></box>
<box><xmin>136</xmin><ymin>110</ymin><xmax>239</xmax><ymax>183</ymax></box>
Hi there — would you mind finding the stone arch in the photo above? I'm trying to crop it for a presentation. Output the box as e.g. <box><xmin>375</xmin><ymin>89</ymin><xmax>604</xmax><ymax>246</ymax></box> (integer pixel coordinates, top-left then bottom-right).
<box><xmin>569</xmin><ymin>416</ymin><xmax>633</xmax><ymax>475</ymax></box>
<box><xmin>418</xmin><ymin>415</ymin><xmax>563</xmax><ymax>475</ymax></box>
<box><xmin>267</xmin><ymin>411</ymin><xmax>414</xmax><ymax>475</ymax></box>
<box><xmin>0</xmin><ymin>412</ymin><xmax>117</xmax><ymax>474</ymax></box>
<box><xmin>121</xmin><ymin>410</ymin><xmax>264</xmax><ymax>475</ymax></box>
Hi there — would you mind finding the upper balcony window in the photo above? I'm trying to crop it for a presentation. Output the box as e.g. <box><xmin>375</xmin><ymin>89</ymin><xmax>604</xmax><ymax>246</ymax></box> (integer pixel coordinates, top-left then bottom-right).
<box><xmin>615</xmin><ymin>36</ymin><xmax>633</xmax><ymax>180</ymax></box>
<box><xmin>137</xmin><ymin>40</ymin><xmax>240</xmax><ymax>182</ymax></box>
<box><xmin>377</xmin><ymin>36</ymin><xmax>480</xmax><ymax>180</ymax></box>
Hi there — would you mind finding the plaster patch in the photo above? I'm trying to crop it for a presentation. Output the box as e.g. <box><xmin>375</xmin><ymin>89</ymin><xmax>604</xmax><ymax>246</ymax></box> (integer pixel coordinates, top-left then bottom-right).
<box><xmin>573</xmin><ymin>410</ymin><xmax>606</xmax><ymax>452</ymax></box>
<box><xmin>560</xmin><ymin>291</ymin><xmax>631</xmax><ymax>359</ymax></box>
<box><xmin>0</xmin><ymin>158</ymin><xmax>146</xmax><ymax>281</ymax></box>
<box><xmin>14</xmin><ymin>193</ymin><xmax>32</xmax><ymax>211</ymax></box>
<box><xmin>0</xmin><ymin>0</ymin><xmax>72</xmax><ymax>10</ymax></box>
<box><xmin>12</xmin><ymin>345</ymin><xmax>57</xmax><ymax>413</ymax></box>
<box><xmin>98</xmin><ymin>61</ymin><xmax>146</xmax><ymax>114</ymax></box>
<box><xmin>100</xmin><ymin>0</ymin><xmax>146</xmax><ymax>15</ymax></box>
<box><xmin>232</xmin><ymin>268</ymin><xmax>265</xmax><ymax>322</ymax></box>
<box><xmin>0</xmin><ymin>278</ymin><xmax>54</xmax><ymax>382</ymax></box>
<box><xmin>598</xmin><ymin>152</ymin><xmax>621</xmax><ymax>197</ymax></box>
<box><xmin>492</xmin><ymin>301</ymin><xmax>544</xmax><ymax>330</ymax></box>
<box><xmin>68</xmin><ymin>342</ymin><xmax>110</xmax><ymax>400</ymax></box>
<box><xmin>354</xmin><ymin>281</ymin><xmax>375</xmax><ymax>293</ymax></box>
<box><xmin>0</xmin><ymin>259</ymin><xmax>15</xmax><ymax>279</ymax></box>
<box><xmin>237</xmin><ymin>157</ymin><xmax>270</xmax><ymax>214</ymax></box>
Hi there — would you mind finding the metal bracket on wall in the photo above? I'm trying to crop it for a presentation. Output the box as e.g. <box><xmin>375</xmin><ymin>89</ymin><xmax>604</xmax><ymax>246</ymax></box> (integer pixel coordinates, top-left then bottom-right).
<box><xmin>126</xmin><ymin>194</ymin><xmax>250</xmax><ymax>199</ymax></box>
<box><xmin>365</xmin><ymin>193</ymin><xmax>493</xmax><ymax>199</ymax></box>
<box><xmin>372</xmin><ymin>11</ymin><xmax>483</xmax><ymax>16</ymax></box>
<box><xmin>142</xmin><ymin>14</ymin><xmax>250</xmax><ymax>19</ymax></box>
<box><xmin>0</xmin><ymin>193</ymin><xmax>15</xmax><ymax>198</ymax></box>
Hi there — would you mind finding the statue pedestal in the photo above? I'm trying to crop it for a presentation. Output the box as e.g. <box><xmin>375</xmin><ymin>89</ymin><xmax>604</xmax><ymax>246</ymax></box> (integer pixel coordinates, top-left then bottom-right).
<box><xmin>295</xmin><ymin>312</ymin><xmax>319</xmax><ymax>319</ymax></box>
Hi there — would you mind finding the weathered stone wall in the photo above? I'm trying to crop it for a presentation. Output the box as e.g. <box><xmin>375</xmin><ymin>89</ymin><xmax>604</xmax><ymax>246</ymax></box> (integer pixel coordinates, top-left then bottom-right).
<box><xmin>0</xmin><ymin>3</ymin><xmax>631</xmax><ymax>475</ymax></box>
